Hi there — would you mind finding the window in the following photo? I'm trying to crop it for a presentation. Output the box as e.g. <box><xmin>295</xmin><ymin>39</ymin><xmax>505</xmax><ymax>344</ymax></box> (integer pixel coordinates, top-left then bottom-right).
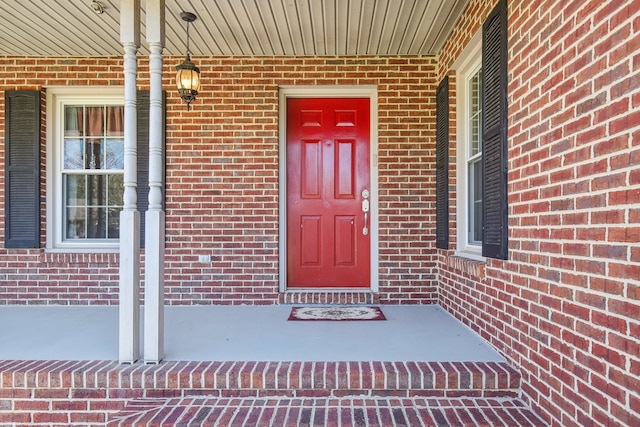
<box><xmin>455</xmin><ymin>33</ymin><xmax>484</xmax><ymax>259</ymax></box>
<box><xmin>63</xmin><ymin>105</ymin><xmax>124</xmax><ymax>240</ymax></box>
<box><xmin>452</xmin><ymin>0</ymin><xmax>508</xmax><ymax>261</ymax></box>
<box><xmin>47</xmin><ymin>88</ymin><xmax>125</xmax><ymax>251</ymax></box>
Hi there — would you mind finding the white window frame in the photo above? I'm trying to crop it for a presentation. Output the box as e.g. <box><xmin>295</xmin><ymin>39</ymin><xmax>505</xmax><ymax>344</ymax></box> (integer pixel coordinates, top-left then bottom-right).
<box><xmin>454</xmin><ymin>31</ymin><xmax>486</xmax><ymax>261</ymax></box>
<box><xmin>46</xmin><ymin>87</ymin><xmax>125</xmax><ymax>252</ymax></box>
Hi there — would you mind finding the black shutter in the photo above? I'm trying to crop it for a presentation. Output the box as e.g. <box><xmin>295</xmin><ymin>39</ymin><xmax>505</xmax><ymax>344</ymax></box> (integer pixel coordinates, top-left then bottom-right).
<box><xmin>435</xmin><ymin>77</ymin><xmax>449</xmax><ymax>250</ymax></box>
<box><xmin>5</xmin><ymin>91</ymin><xmax>41</xmax><ymax>248</ymax></box>
<box><xmin>136</xmin><ymin>90</ymin><xmax>166</xmax><ymax>248</ymax></box>
<box><xmin>482</xmin><ymin>0</ymin><xmax>508</xmax><ymax>259</ymax></box>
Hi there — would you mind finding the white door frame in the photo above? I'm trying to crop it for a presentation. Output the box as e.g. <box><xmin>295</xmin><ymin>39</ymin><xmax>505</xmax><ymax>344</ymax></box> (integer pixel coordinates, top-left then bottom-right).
<box><xmin>278</xmin><ymin>85</ymin><xmax>379</xmax><ymax>292</ymax></box>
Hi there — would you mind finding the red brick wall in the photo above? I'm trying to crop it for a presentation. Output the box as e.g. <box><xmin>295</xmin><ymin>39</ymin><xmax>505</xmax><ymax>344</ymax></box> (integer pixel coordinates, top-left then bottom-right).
<box><xmin>0</xmin><ymin>55</ymin><xmax>438</xmax><ymax>305</ymax></box>
<box><xmin>437</xmin><ymin>0</ymin><xmax>640</xmax><ymax>425</ymax></box>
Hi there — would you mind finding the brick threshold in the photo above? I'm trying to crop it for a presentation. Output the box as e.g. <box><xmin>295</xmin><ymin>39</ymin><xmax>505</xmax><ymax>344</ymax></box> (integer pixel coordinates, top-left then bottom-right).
<box><xmin>279</xmin><ymin>290</ymin><xmax>379</xmax><ymax>304</ymax></box>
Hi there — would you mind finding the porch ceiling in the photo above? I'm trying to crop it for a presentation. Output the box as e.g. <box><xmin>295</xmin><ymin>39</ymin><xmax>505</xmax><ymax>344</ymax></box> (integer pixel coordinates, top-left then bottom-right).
<box><xmin>0</xmin><ymin>0</ymin><xmax>470</xmax><ymax>57</ymax></box>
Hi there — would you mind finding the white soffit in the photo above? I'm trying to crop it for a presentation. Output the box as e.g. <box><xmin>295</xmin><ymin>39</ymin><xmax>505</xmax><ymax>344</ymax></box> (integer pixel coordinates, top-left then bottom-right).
<box><xmin>0</xmin><ymin>0</ymin><xmax>470</xmax><ymax>57</ymax></box>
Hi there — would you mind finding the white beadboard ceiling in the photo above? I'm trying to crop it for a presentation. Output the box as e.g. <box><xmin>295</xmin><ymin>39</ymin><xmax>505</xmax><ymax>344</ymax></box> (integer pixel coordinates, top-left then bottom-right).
<box><xmin>0</xmin><ymin>0</ymin><xmax>470</xmax><ymax>57</ymax></box>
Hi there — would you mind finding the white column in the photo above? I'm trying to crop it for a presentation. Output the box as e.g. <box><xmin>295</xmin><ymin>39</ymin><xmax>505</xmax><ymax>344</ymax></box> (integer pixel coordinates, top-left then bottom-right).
<box><xmin>144</xmin><ymin>0</ymin><xmax>166</xmax><ymax>364</ymax></box>
<box><xmin>119</xmin><ymin>0</ymin><xmax>141</xmax><ymax>364</ymax></box>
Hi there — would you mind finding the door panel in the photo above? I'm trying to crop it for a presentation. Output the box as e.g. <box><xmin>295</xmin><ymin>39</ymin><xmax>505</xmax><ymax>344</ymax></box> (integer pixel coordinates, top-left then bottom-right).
<box><xmin>335</xmin><ymin>141</ymin><xmax>355</xmax><ymax>198</ymax></box>
<box><xmin>335</xmin><ymin>215</ymin><xmax>356</xmax><ymax>265</ymax></box>
<box><xmin>302</xmin><ymin>141</ymin><xmax>322</xmax><ymax>198</ymax></box>
<box><xmin>287</xmin><ymin>97</ymin><xmax>370</xmax><ymax>288</ymax></box>
<box><xmin>300</xmin><ymin>216</ymin><xmax>321</xmax><ymax>265</ymax></box>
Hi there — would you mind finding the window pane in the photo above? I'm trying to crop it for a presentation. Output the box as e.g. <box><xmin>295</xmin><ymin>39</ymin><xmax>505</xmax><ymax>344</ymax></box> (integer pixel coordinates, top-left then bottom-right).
<box><xmin>469</xmin><ymin>69</ymin><xmax>483</xmax><ymax>157</ymax></box>
<box><xmin>87</xmin><ymin>207</ymin><xmax>106</xmax><ymax>238</ymax></box>
<box><xmin>107</xmin><ymin>174</ymin><xmax>123</xmax><ymax>238</ymax></box>
<box><xmin>85</xmin><ymin>139</ymin><xmax>104</xmax><ymax>169</ymax></box>
<box><xmin>65</xmin><ymin>175</ymin><xmax>86</xmax><ymax>206</ymax></box>
<box><xmin>85</xmin><ymin>106</ymin><xmax>104</xmax><ymax>136</ymax></box>
<box><xmin>64</xmin><ymin>106</ymin><xmax>83</xmax><ymax>137</ymax></box>
<box><xmin>107</xmin><ymin>207</ymin><xmax>121</xmax><ymax>238</ymax></box>
<box><xmin>86</xmin><ymin>175</ymin><xmax>107</xmax><ymax>206</ymax></box>
<box><xmin>105</xmin><ymin>139</ymin><xmax>124</xmax><ymax>169</ymax></box>
<box><xmin>66</xmin><ymin>207</ymin><xmax>86</xmax><ymax>239</ymax></box>
<box><xmin>64</xmin><ymin>175</ymin><xmax>86</xmax><ymax>239</ymax></box>
<box><xmin>108</xmin><ymin>174</ymin><xmax>124</xmax><ymax>206</ymax></box>
<box><xmin>64</xmin><ymin>139</ymin><xmax>84</xmax><ymax>169</ymax></box>
<box><xmin>106</xmin><ymin>106</ymin><xmax>124</xmax><ymax>136</ymax></box>
<box><xmin>469</xmin><ymin>159</ymin><xmax>483</xmax><ymax>243</ymax></box>
<box><xmin>64</xmin><ymin>175</ymin><xmax>87</xmax><ymax>239</ymax></box>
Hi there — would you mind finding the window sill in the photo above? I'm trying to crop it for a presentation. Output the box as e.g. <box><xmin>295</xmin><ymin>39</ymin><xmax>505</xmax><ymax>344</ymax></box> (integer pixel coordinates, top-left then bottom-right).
<box><xmin>453</xmin><ymin>249</ymin><xmax>485</xmax><ymax>263</ymax></box>
<box><xmin>447</xmin><ymin>252</ymin><xmax>486</xmax><ymax>278</ymax></box>
<box><xmin>46</xmin><ymin>246</ymin><xmax>119</xmax><ymax>253</ymax></box>
<box><xmin>45</xmin><ymin>240</ymin><xmax>120</xmax><ymax>254</ymax></box>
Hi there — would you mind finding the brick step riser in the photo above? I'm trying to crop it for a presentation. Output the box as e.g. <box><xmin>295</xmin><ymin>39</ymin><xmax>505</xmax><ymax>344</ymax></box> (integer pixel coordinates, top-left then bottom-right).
<box><xmin>103</xmin><ymin>387</ymin><xmax>522</xmax><ymax>399</ymax></box>
<box><xmin>0</xmin><ymin>360</ymin><xmax>520</xmax><ymax>393</ymax></box>
<box><xmin>279</xmin><ymin>292</ymin><xmax>379</xmax><ymax>305</ymax></box>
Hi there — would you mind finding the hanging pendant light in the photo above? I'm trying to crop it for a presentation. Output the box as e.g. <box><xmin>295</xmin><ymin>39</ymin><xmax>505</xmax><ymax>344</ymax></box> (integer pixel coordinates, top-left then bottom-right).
<box><xmin>175</xmin><ymin>11</ymin><xmax>200</xmax><ymax>111</ymax></box>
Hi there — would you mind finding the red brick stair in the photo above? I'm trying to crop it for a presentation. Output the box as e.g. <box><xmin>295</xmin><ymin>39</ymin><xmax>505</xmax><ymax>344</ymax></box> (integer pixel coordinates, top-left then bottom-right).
<box><xmin>0</xmin><ymin>360</ymin><xmax>547</xmax><ymax>426</ymax></box>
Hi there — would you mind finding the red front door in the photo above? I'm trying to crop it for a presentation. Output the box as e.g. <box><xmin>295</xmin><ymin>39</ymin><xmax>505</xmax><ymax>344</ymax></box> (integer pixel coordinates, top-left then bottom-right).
<box><xmin>286</xmin><ymin>97</ymin><xmax>371</xmax><ymax>288</ymax></box>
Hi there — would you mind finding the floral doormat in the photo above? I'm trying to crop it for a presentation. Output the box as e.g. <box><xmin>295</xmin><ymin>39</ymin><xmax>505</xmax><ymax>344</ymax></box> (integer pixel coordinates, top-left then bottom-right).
<box><xmin>288</xmin><ymin>306</ymin><xmax>386</xmax><ymax>321</ymax></box>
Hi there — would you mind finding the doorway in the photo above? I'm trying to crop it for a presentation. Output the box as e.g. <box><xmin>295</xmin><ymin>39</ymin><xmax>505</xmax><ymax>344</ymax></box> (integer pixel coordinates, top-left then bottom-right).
<box><xmin>279</xmin><ymin>87</ymin><xmax>378</xmax><ymax>291</ymax></box>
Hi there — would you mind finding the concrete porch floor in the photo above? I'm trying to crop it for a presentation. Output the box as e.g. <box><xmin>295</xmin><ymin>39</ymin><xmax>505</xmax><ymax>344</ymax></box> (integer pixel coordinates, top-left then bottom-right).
<box><xmin>0</xmin><ymin>305</ymin><xmax>550</xmax><ymax>426</ymax></box>
<box><xmin>0</xmin><ymin>304</ymin><xmax>504</xmax><ymax>362</ymax></box>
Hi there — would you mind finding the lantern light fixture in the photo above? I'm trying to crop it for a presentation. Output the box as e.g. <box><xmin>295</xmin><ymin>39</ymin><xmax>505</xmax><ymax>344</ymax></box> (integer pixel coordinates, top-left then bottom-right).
<box><xmin>175</xmin><ymin>11</ymin><xmax>200</xmax><ymax>111</ymax></box>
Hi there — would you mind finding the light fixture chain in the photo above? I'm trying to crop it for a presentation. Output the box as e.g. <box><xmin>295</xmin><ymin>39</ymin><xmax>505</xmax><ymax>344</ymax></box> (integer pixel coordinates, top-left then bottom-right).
<box><xmin>186</xmin><ymin>21</ymin><xmax>191</xmax><ymax>57</ymax></box>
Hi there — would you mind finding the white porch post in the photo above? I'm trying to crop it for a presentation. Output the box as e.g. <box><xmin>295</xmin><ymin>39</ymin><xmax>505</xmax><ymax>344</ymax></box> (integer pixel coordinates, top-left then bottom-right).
<box><xmin>144</xmin><ymin>0</ymin><xmax>166</xmax><ymax>364</ymax></box>
<box><xmin>119</xmin><ymin>0</ymin><xmax>141</xmax><ymax>363</ymax></box>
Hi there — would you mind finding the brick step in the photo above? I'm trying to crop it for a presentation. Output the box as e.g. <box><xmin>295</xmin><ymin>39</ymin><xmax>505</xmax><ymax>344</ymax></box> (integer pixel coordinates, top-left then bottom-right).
<box><xmin>0</xmin><ymin>360</ymin><xmax>526</xmax><ymax>425</ymax></box>
<box><xmin>0</xmin><ymin>360</ymin><xmax>520</xmax><ymax>397</ymax></box>
<box><xmin>278</xmin><ymin>291</ymin><xmax>379</xmax><ymax>305</ymax></box>
<box><xmin>108</xmin><ymin>396</ymin><xmax>547</xmax><ymax>426</ymax></box>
